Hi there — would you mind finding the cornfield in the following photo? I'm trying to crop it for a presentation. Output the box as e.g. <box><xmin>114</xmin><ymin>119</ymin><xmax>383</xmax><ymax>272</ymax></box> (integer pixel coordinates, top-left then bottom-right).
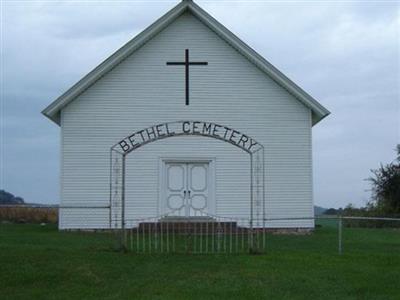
<box><xmin>0</xmin><ymin>206</ymin><xmax>58</xmax><ymax>224</ymax></box>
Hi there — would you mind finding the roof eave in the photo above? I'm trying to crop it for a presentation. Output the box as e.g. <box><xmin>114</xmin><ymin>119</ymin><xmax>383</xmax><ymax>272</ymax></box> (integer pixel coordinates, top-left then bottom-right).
<box><xmin>41</xmin><ymin>109</ymin><xmax>60</xmax><ymax>125</ymax></box>
<box><xmin>312</xmin><ymin>110</ymin><xmax>330</xmax><ymax>126</ymax></box>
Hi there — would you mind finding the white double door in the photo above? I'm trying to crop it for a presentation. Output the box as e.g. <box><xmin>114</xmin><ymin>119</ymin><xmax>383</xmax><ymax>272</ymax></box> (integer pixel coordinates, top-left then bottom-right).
<box><xmin>163</xmin><ymin>162</ymin><xmax>211</xmax><ymax>217</ymax></box>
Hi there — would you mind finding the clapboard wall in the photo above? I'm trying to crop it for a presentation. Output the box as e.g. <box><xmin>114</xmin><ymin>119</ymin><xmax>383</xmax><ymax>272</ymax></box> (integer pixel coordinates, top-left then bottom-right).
<box><xmin>60</xmin><ymin>12</ymin><xmax>313</xmax><ymax>229</ymax></box>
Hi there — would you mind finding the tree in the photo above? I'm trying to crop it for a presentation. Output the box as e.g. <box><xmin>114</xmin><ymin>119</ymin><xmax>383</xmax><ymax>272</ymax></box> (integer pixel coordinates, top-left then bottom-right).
<box><xmin>0</xmin><ymin>190</ymin><xmax>25</xmax><ymax>205</ymax></box>
<box><xmin>367</xmin><ymin>145</ymin><xmax>400</xmax><ymax>214</ymax></box>
<box><xmin>324</xmin><ymin>208</ymin><xmax>339</xmax><ymax>215</ymax></box>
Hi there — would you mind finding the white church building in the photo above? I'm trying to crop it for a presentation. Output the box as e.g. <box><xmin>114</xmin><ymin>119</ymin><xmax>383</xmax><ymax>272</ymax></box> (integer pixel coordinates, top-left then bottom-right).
<box><xmin>43</xmin><ymin>0</ymin><xmax>329</xmax><ymax>230</ymax></box>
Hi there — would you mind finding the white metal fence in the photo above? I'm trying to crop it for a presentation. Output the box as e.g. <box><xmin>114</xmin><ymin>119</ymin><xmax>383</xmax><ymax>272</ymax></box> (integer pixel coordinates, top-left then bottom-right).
<box><xmin>117</xmin><ymin>214</ymin><xmax>400</xmax><ymax>255</ymax></box>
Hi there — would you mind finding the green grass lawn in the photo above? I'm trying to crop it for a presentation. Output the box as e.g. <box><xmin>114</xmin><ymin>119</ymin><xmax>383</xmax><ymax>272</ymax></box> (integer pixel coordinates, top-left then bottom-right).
<box><xmin>0</xmin><ymin>222</ymin><xmax>399</xmax><ymax>300</ymax></box>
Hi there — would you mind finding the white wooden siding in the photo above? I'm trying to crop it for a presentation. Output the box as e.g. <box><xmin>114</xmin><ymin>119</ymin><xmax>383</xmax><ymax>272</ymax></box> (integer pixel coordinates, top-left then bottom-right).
<box><xmin>60</xmin><ymin>12</ymin><xmax>313</xmax><ymax>229</ymax></box>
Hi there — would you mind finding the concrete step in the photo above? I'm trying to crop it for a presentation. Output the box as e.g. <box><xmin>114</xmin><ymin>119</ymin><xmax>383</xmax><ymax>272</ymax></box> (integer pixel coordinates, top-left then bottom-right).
<box><xmin>135</xmin><ymin>221</ymin><xmax>244</xmax><ymax>234</ymax></box>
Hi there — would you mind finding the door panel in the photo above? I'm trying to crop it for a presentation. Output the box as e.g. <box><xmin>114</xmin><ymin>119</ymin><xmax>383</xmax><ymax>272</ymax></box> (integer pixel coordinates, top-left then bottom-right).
<box><xmin>163</xmin><ymin>162</ymin><xmax>210</xmax><ymax>217</ymax></box>
<box><xmin>165</xmin><ymin>164</ymin><xmax>187</xmax><ymax>216</ymax></box>
<box><xmin>189</xmin><ymin>164</ymin><xmax>207</xmax><ymax>192</ymax></box>
<box><xmin>188</xmin><ymin>163</ymin><xmax>209</xmax><ymax>216</ymax></box>
<box><xmin>167</xmin><ymin>165</ymin><xmax>185</xmax><ymax>191</ymax></box>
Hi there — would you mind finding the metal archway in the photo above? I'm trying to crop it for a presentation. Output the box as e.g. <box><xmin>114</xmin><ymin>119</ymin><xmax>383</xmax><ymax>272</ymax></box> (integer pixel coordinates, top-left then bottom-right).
<box><xmin>109</xmin><ymin>120</ymin><xmax>265</xmax><ymax>234</ymax></box>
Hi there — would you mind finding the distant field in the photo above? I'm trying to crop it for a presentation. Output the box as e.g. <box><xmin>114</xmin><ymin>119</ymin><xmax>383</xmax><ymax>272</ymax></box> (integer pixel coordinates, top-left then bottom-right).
<box><xmin>0</xmin><ymin>221</ymin><xmax>399</xmax><ymax>300</ymax></box>
<box><xmin>0</xmin><ymin>206</ymin><xmax>57</xmax><ymax>224</ymax></box>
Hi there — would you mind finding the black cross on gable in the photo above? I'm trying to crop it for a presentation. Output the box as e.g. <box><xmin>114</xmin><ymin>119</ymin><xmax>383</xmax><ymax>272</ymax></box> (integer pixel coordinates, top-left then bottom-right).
<box><xmin>166</xmin><ymin>49</ymin><xmax>208</xmax><ymax>105</ymax></box>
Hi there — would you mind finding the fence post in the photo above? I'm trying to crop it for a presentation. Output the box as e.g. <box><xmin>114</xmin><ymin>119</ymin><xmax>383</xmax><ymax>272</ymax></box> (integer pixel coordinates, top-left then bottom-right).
<box><xmin>338</xmin><ymin>215</ymin><xmax>343</xmax><ymax>255</ymax></box>
<box><xmin>120</xmin><ymin>154</ymin><xmax>127</xmax><ymax>251</ymax></box>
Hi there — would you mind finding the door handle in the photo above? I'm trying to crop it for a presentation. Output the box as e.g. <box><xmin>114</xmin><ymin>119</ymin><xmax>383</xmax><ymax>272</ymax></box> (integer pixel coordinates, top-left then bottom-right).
<box><xmin>183</xmin><ymin>190</ymin><xmax>187</xmax><ymax>197</ymax></box>
<box><xmin>188</xmin><ymin>190</ymin><xmax>191</xmax><ymax>197</ymax></box>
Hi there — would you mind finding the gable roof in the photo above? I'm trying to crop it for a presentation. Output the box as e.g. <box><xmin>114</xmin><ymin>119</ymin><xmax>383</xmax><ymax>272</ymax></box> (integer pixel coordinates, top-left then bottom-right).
<box><xmin>42</xmin><ymin>0</ymin><xmax>330</xmax><ymax>126</ymax></box>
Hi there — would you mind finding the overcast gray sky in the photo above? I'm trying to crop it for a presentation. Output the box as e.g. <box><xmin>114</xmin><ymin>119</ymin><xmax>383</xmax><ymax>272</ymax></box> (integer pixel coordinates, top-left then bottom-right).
<box><xmin>1</xmin><ymin>0</ymin><xmax>399</xmax><ymax>208</ymax></box>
